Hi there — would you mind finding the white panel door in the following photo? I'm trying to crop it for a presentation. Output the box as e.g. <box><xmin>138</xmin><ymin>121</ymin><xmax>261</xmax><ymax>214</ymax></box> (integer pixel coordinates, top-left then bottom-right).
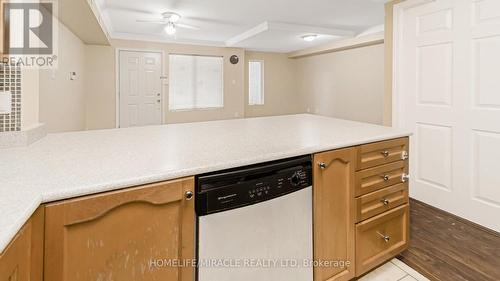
<box><xmin>395</xmin><ymin>0</ymin><xmax>500</xmax><ymax>231</ymax></box>
<box><xmin>119</xmin><ymin>51</ymin><xmax>162</xmax><ymax>127</ymax></box>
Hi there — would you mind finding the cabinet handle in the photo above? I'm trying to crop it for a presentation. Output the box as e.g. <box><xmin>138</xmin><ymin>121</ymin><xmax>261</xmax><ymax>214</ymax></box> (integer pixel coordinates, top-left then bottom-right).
<box><xmin>318</xmin><ymin>162</ymin><xmax>327</xmax><ymax>170</ymax></box>
<box><xmin>401</xmin><ymin>151</ymin><xmax>409</xmax><ymax>160</ymax></box>
<box><xmin>377</xmin><ymin>231</ymin><xmax>391</xmax><ymax>243</ymax></box>
<box><xmin>185</xmin><ymin>191</ymin><xmax>194</xmax><ymax>200</ymax></box>
<box><xmin>401</xmin><ymin>173</ymin><xmax>410</xmax><ymax>183</ymax></box>
<box><xmin>381</xmin><ymin>174</ymin><xmax>390</xmax><ymax>181</ymax></box>
<box><xmin>380</xmin><ymin>198</ymin><xmax>390</xmax><ymax>205</ymax></box>
<box><xmin>381</xmin><ymin>150</ymin><xmax>390</xmax><ymax>157</ymax></box>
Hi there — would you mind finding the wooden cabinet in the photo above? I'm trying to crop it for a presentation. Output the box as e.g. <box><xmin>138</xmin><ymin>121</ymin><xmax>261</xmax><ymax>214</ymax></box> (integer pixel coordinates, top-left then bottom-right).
<box><xmin>314</xmin><ymin>137</ymin><xmax>410</xmax><ymax>280</ymax></box>
<box><xmin>355</xmin><ymin>161</ymin><xmax>408</xmax><ymax>197</ymax></box>
<box><xmin>313</xmin><ymin>148</ymin><xmax>356</xmax><ymax>281</ymax></box>
<box><xmin>356</xmin><ymin>138</ymin><xmax>408</xmax><ymax>170</ymax></box>
<box><xmin>355</xmin><ymin>205</ymin><xmax>409</xmax><ymax>275</ymax></box>
<box><xmin>0</xmin><ymin>207</ymin><xmax>45</xmax><ymax>281</ymax></box>
<box><xmin>354</xmin><ymin>137</ymin><xmax>410</xmax><ymax>277</ymax></box>
<box><xmin>44</xmin><ymin>177</ymin><xmax>195</xmax><ymax>281</ymax></box>
<box><xmin>355</xmin><ymin>184</ymin><xmax>408</xmax><ymax>222</ymax></box>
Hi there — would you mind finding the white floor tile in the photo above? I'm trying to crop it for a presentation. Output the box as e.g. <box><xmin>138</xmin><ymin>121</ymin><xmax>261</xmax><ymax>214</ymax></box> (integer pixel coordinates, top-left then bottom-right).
<box><xmin>390</xmin><ymin>258</ymin><xmax>430</xmax><ymax>281</ymax></box>
<box><xmin>359</xmin><ymin>261</ymin><xmax>408</xmax><ymax>281</ymax></box>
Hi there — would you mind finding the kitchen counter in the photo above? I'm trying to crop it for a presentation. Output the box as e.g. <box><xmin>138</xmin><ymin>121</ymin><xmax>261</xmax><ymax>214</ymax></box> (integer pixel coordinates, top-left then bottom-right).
<box><xmin>0</xmin><ymin>114</ymin><xmax>410</xmax><ymax>253</ymax></box>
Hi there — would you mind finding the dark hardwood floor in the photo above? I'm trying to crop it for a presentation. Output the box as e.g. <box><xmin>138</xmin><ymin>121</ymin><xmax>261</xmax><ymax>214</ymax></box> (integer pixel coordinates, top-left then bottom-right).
<box><xmin>397</xmin><ymin>199</ymin><xmax>500</xmax><ymax>281</ymax></box>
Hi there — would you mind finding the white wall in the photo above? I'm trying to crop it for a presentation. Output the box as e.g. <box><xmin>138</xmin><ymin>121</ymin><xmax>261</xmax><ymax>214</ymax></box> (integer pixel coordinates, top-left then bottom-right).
<box><xmin>295</xmin><ymin>44</ymin><xmax>385</xmax><ymax>125</ymax></box>
<box><xmin>39</xmin><ymin>19</ymin><xmax>86</xmax><ymax>133</ymax></box>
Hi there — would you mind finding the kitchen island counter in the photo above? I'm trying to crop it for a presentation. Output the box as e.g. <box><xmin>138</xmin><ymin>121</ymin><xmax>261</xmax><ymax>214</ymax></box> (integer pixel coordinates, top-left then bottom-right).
<box><xmin>0</xmin><ymin>114</ymin><xmax>410</xmax><ymax>253</ymax></box>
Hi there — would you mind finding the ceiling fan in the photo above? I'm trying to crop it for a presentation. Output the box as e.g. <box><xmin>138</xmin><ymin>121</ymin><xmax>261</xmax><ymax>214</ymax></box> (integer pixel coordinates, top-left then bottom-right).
<box><xmin>136</xmin><ymin>12</ymin><xmax>200</xmax><ymax>35</ymax></box>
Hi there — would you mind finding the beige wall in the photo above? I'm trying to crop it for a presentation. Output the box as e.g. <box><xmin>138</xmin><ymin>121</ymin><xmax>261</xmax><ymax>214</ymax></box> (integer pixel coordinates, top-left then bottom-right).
<box><xmin>66</xmin><ymin>41</ymin><xmax>387</xmax><ymax>130</ymax></box>
<box><xmin>83</xmin><ymin>39</ymin><xmax>246</xmax><ymax>129</ymax></box>
<box><xmin>384</xmin><ymin>0</ymin><xmax>405</xmax><ymax>126</ymax></box>
<box><xmin>295</xmin><ymin>43</ymin><xmax>385</xmax><ymax>125</ymax></box>
<box><xmin>84</xmin><ymin>45</ymin><xmax>116</xmax><ymax>130</ymax></box>
<box><xmin>21</xmin><ymin>69</ymin><xmax>40</xmax><ymax>129</ymax></box>
<box><xmin>36</xmin><ymin>24</ymin><xmax>386</xmax><ymax>131</ymax></box>
<box><xmin>244</xmin><ymin>52</ymin><xmax>301</xmax><ymax>117</ymax></box>
<box><xmin>83</xmin><ymin>44</ymin><xmax>308</xmax><ymax>130</ymax></box>
<box><xmin>39</xmin><ymin>20</ymin><xmax>86</xmax><ymax>133</ymax></box>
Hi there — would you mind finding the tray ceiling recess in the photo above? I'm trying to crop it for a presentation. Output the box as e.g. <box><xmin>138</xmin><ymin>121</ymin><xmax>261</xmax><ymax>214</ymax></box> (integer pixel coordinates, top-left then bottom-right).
<box><xmin>92</xmin><ymin>0</ymin><xmax>387</xmax><ymax>53</ymax></box>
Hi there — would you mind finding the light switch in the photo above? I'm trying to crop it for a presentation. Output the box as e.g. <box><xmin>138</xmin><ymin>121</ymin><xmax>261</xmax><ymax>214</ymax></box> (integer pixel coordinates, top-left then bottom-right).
<box><xmin>0</xmin><ymin>91</ymin><xmax>12</xmax><ymax>114</ymax></box>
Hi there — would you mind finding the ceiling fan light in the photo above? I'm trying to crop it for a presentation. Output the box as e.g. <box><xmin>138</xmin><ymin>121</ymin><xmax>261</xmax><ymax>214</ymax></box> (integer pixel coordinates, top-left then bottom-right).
<box><xmin>169</xmin><ymin>13</ymin><xmax>181</xmax><ymax>23</ymax></box>
<box><xmin>302</xmin><ymin>34</ymin><xmax>318</xmax><ymax>42</ymax></box>
<box><xmin>165</xmin><ymin>22</ymin><xmax>176</xmax><ymax>35</ymax></box>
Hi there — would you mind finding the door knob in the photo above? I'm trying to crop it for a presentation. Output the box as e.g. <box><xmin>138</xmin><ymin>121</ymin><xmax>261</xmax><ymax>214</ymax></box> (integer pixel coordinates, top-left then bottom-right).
<box><xmin>380</xmin><ymin>198</ymin><xmax>390</xmax><ymax>205</ymax></box>
<box><xmin>381</xmin><ymin>150</ymin><xmax>390</xmax><ymax>157</ymax></box>
<box><xmin>318</xmin><ymin>162</ymin><xmax>327</xmax><ymax>170</ymax></box>
<box><xmin>381</xmin><ymin>174</ymin><xmax>390</xmax><ymax>181</ymax></box>
<box><xmin>185</xmin><ymin>191</ymin><xmax>194</xmax><ymax>200</ymax></box>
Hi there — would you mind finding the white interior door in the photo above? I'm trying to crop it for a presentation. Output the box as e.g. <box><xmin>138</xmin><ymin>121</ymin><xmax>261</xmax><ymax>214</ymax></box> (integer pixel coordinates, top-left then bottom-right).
<box><xmin>119</xmin><ymin>51</ymin><xmax>162</xmax><ymax>127</ymax></box>
<box><xmin>394</xmin><ymin>0</ymin><xmax>500</xmax><ymax>232</ymax></box>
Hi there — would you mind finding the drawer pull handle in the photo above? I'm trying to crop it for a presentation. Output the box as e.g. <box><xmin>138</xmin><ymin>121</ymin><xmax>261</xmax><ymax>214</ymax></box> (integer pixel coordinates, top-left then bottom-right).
<box><xmin>381</xmin><ymin>174</ymin><xmax>390</xmax><ymax>181</ymax></box>
<box><xmin>381</xmin><ymin>150</ymin><xmax>390</xmax><ymax>157</ymax></box>
<box><xmin>318</xmin><ymin>162</ymin><xmax>327</xmax><ymax>170</ymax></box>
<box><xmin>377</xmin><ymin>232</ymin><xmax>391</xmax><ymax>243</ymax></box>
<box><xmin>381</xmin><ymin>198</ymin><xmax>390</xmax><ymax>205</ymax></box>
<box><xmin>401</xmin><ymin>151</ymin><xmax>409</xmax><ymax>160</ymax></box>
<box><xmin>401</xmin><ymin>173</ymin><xmax>410</xmax><ymax>183</ymax></box>
<box><xmin>185</xmin><ymin>191</ymin><xmax>194</xmax><ymax>200</ymax></box>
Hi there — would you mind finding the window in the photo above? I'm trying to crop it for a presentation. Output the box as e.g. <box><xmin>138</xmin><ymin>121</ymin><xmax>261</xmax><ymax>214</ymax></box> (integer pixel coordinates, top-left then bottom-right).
<box><xmin>169</xmin><ymin>54</ymin><xmax>223</xmax><ymax>110</ymax></box>
<box><xmin>248</xmin><ymin>60</ymin><xmax>264</xmax><ymax>105</ymax></box>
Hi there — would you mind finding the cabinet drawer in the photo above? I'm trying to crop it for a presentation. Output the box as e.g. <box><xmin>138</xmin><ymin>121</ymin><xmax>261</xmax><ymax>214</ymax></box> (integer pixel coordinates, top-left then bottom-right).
<box><xmin>355</xmin><ymin>184</ymin><xmax>408</xmax><ymax>222</ymax></box>
<box><xmin>355</xmin><ymin>205</ymin><xmax>409</xmax><ymax>277</ymax></box>
<box><xmin>356</xmin><ymin>138</ymin><xmax>408</xmax><ymax>170</ymax></box>
<box><xmin>355</xmin><ymin>161</ymin><xmax>408</xmax><ymax>197</ymax></box>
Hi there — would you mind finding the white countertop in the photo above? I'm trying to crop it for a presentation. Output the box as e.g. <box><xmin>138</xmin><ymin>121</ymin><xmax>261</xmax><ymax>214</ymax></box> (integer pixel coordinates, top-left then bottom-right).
<box><xmin>0</xmin><ymin>114</ymin><xmax>410</xmax><ymax>253</ymax></box>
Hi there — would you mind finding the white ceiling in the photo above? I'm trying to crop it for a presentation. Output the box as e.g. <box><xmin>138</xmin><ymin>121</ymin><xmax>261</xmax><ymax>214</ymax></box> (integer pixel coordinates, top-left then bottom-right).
<box><xmin>96</xmin><ymin>0</ymin><xmax>386</xmax><ymax>53</ymax></box>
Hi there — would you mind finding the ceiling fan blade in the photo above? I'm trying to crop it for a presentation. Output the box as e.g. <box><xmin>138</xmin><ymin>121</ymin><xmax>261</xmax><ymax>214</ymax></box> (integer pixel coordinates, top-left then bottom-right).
<box><xmin>136</xmin><ymin>19</ymin><xmax>166</xmax><ymax>23</ymax></box>
<box><xmin>176</xmin><ymin>23</ymin><xmax>200</xmax><ymax>30</ymax></box>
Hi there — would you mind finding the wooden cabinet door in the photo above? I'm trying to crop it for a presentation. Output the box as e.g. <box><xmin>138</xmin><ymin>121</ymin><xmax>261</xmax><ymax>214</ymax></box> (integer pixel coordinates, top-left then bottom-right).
<box><xmin>44</xmin><ymin>177</ymin><xmax>195</xmax><ymax>281</ymax></box>
<box><xmin>313</xmin><ymin>148</ymin><xmax>356</xmax><ymax>281</ymax></box>
<box><xmin>355</xmin><ymin>204</ymin><xmax>409</xmax><ymax>276</ymax></box>
<box><xmin>0</xmin><ymin>207</ymin><xmax>45</xmax><ymax>281</ymax></box>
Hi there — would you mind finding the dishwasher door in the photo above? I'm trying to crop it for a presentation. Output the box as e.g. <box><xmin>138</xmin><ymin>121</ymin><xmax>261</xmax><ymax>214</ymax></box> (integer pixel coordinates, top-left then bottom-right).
<box><xmin>197</xmin><ymin>186</ymin><xmax>313</xmax><ymax>281</ymax></box>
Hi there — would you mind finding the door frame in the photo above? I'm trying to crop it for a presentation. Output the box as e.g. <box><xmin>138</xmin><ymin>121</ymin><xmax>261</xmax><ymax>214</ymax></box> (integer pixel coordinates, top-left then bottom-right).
<box><xmin>115</xmin><ymin>48</ymin><xmax>166</xmax><ymax>128</ymax></box>
<box><xmin>392</xmin><ymin>0</ymin><xmax>436</xmax><ymax>128</ymax></box>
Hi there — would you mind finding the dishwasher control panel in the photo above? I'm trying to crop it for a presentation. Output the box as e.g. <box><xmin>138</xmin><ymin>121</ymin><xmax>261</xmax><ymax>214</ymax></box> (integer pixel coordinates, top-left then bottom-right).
<box><xmin>196</xmin><ymin>156</ymin><xmax>312</xmax><ymax>216</ymax></box>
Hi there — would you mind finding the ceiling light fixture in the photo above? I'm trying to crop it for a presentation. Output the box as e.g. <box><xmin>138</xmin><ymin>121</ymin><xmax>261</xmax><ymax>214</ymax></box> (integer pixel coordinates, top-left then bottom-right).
<box><xmin>165</xmin><ymin>22</ymin><xmax>176</xmax><ymax>35</ymax></box>
<box><xmin>302</xmin><ymin>34</ymin><xmax>318</xmax><ymax>42</ymax></box>
<box><xmin>166</xmin><ymin>12</ymin><xmax>181</xmax><ymax>23</ymax></box>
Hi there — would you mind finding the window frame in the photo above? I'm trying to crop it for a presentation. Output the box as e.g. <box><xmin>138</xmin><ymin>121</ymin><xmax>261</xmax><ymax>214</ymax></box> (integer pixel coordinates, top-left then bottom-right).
<box><xmin>168</xmin><ymin>53</ymin><xmax>224</xmax><ymax>111</ymax></box>
<box><xmin>248</xmin><ymin>59</ymin><xmax>265</xmax><ymax>106</ymax></box>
